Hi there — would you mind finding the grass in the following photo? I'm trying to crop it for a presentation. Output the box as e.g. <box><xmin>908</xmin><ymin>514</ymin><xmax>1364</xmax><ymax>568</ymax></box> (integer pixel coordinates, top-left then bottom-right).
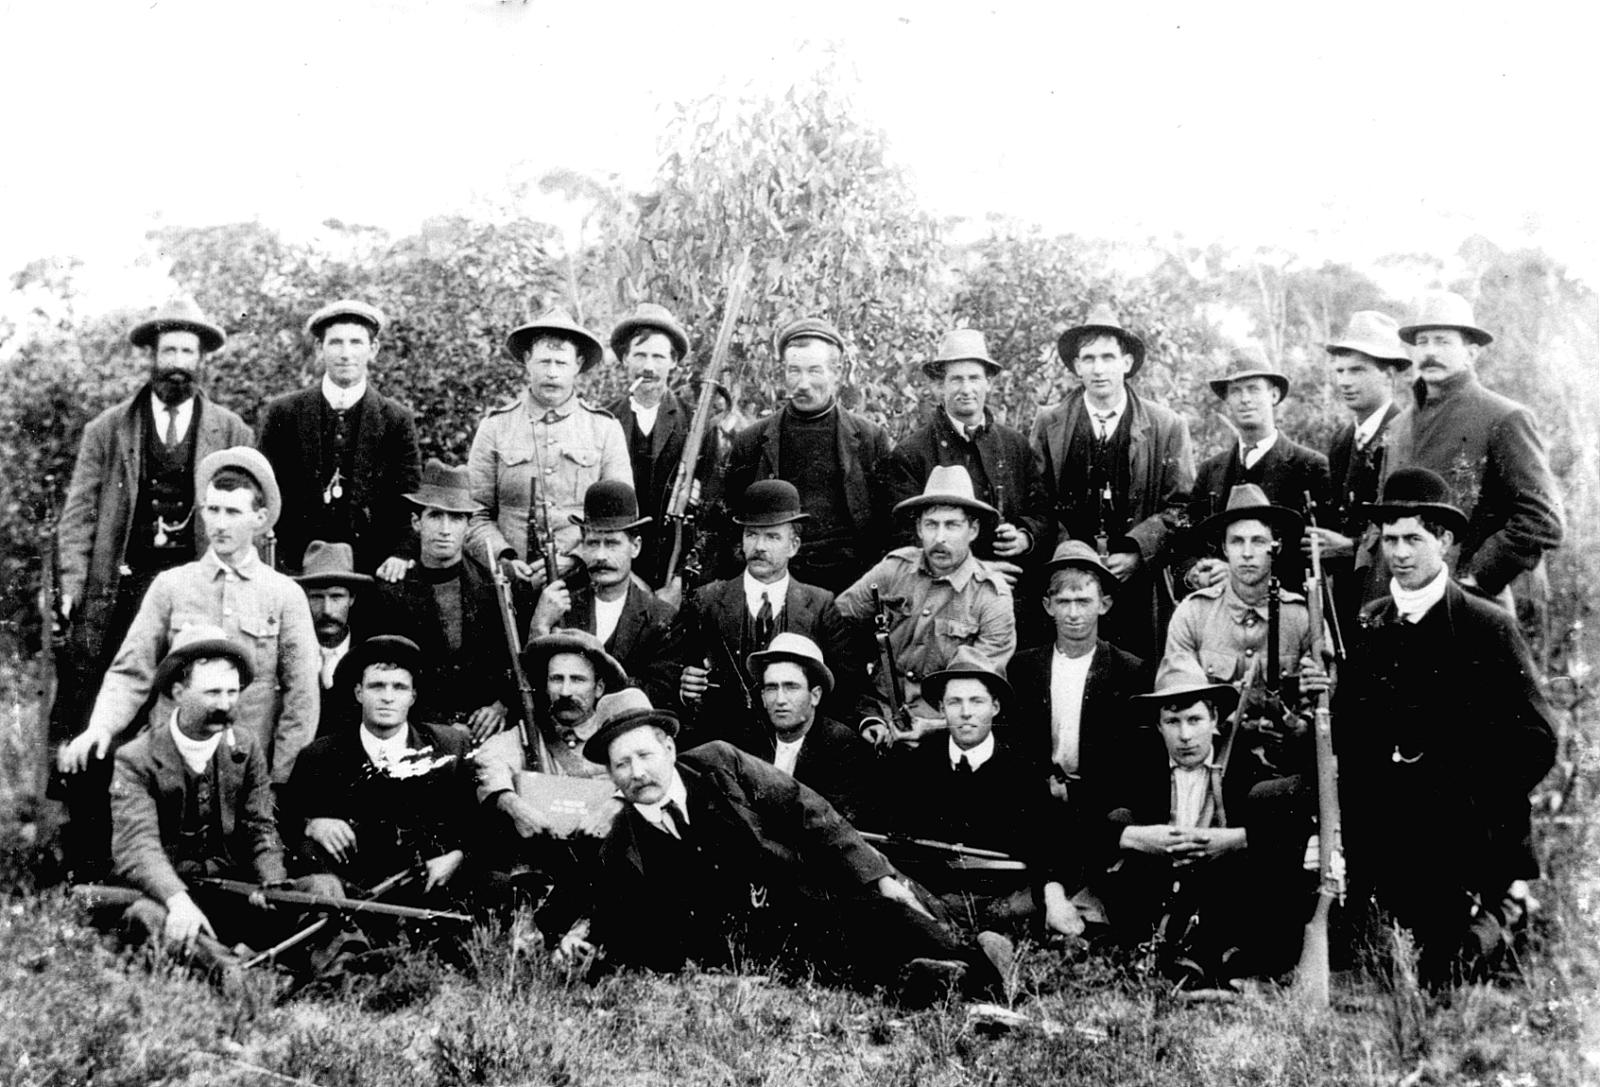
<box><xmin>4</xmin><ymin>645</ymin><xmax>1599</xmax><ymax>1086</ymax></box>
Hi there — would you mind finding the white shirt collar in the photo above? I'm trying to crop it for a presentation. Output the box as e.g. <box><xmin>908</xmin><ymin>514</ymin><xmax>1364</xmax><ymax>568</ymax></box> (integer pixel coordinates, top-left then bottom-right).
<box><xmin>1353</xmin><ymin>400</ymin><xmax>1393</xmax><ymax>447</ymax></box>
<box><xmin>1241</xmin><ymin>429</ymin><xmax>1279</xmax><ymax>465</ymax></box>
<box><xmin>629</xmin><ymin>397</ymin><xmax>661</xmax><ymax>436</ymax></box>
<box><xmin>773</xmin><ymin>734</ymin><xmax>806</xmax><ymax>775</ymax></box>
<box><xmin>168</xmin><ymin>710</ymin><xmax>222</xmax><ymax>774</ymax></box>
<box><xmin>1390</xmin><ymin>564</ymin><xmax>1450</xmax><ymax>623</ymax></box>
<box><xmin>743</xmin><ymin>570</ymin><xmax>789</xmax><ymax>617</ymax></box>
<box><xmin>593</xmin><ymin>593</ymin><xmax>626</xmax><ymax>645</ymax></box>
<box><xmin>943</xmin><ymin>410</ymin><xmax>987</xmax><ymax>441</ymax></box>
<box><xmin>1085</xmin><ymin>391</ymin><xmax>1128</xmax><ymax>428</ymax></box>
<box><xmin>359</xmin><ymin>724</ymin><xmax>412</xmax><ymax>767</ymax></box>
<box><xmin>632</xmin><ymin>769</ymin><xmax>690</xmax><ymax>833</ymax></box>
<box><xmin>322</xmin><ymin>374</ymin><xmax>367</xmax><ymax>411</ymax></box>
<box><xmin>948</xmin><ymin>732</ymin><xmax>996</xmax><ymax>771</ymax></box>
<box><xmin>150</xmin><ymin>391</ymin><xmax>196</xmax><ymax>442</ymax></box>
<box><xmin>319</xmin><ymin>635</ymin><xmax>351</xmax><ymax>689</ymax></box>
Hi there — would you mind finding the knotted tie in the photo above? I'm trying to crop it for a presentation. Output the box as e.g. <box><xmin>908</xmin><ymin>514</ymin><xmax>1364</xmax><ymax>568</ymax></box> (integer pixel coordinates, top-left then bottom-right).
<box><xmin>954</xmin><ymin>754</ymin><xmax>973</xmax><ymax>774</ymax></box>
<box><xmin>754</xmin><ymin>592</ymin><xmax>775</xmax><ymax>647</ymax></box>
<box><xmin>1092</xmin><ymin>411</ymin><xmax>1115</xmax><ymax>442</ymax></box>
<box><xmin>163</xmin><ymin>405</ymin><xmax>180</xmax><ymax>449</ymax></box>
<box><xmin>663</xmin><ymin>799</ymin><xmax>691</xmax><ymax>840</ymax></box>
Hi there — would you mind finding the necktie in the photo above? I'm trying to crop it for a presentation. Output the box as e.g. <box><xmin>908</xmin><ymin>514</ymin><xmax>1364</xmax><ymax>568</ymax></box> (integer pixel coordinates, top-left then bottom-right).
<box><xmin>954</xmin><ymin>755</ymin><xmax>973</xmax><ymax>774</ymax></box>
<box><xmin>754</xmin><ymin>592</ymin><xmax>775</xmax><ymax>647</ymax></box>
<box><xmin>663</xmin><ymin>799</ymin><xmax>691</xmax><ymax>840</ymax></box>
<box><xmin>1093</xmin><ymin>411</ymin><xmax>1115</xmax><ymax>442</ymax></box>
<box><xmin>1242</xmin><ymin>441</ymin><xmax>1261</xmax><ymax>469</ymax></box>
<box><xmin>163</xmin><ymin>405</ymin><xmax>180</xmax><ymax>449</ymax></box>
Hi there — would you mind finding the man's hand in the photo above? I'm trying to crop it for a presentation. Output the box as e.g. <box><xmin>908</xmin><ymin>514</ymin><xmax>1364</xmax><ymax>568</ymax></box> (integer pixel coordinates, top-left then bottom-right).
<box><xmin>424</xmin><ymin>849</ymin><xmax>466</xmax><ymax>891</ymax></box>
<box><xmin>531</xmin><ymin>579</ymin><xmax>573</xmax><ymax>637</ymax></box>
<box><xmin>1297</xmin><ymin>655</ymin><xmax>1333</xmax><ymax>697</ymax></box>
<box><xmin>876</xmin><ymin>875</ymin><xmax>934</xmax><ymax>920</ymax></box>
<box><xmin>1301</xmin><ymin>526</ymin><xmax>1354</xmax><ymax>561</ymax></box>
<box><xmin>467</xmin><ymin>701</ymin><xmax>509</xmax><ymax>743</ymax></box>
<box><xmin>1168</xmin><ymin>826</ymin><xmax>1247</xmax><ymax>865</ymax></box>
<box><xmin>57</xmin><ymin>592</ymin><xmax>74</xmax><ymax>620</ymax></box>
<box><xmin>991</xmin><ymin>523</ymin><xmax>1030</xmax><ymax>559</ymax></box>
<box><xmin>986</xmin><ymin>559</ymin><xmax>1024</xmax><ymax>590</ymax></box>
<box><xmin>1047</xmin><ymin>775</ymin><xmax>1071</xmax><ymax>803</ymax></box>
<box><xmin>859</xmin><ymin>718</ymin><xmax>892</xmax><ymax>749</ymax></box>
<box><xmin>306</xmin><ymin>818</ymin><xmax>358</xmax><ymax>864</ymax></box>
<box><xmin>1042</xmin><ymin>882</ymin><xmax>1086</xmax><ymax>938</ymax></box>
<box><xmin>576</xmin><ymin>796</ymin><xmax>623</xmax><ymax>839</ymax></box>
<box><xmin>555</xmin><ymin>919</ymin><xmax>597</xmax><ymax>974</ymax></box>
<box><xmin>375</xmin><ymin>556</ymin><xmax>413</xmax><ymax>583</ymax></box>
<box><xmin>1120</xmin><ymin>824</ymin><xmax>1183</xmax><ymax>855</ymax></box>
<box><xmin>293</xmin><ymin>873</ymin><xmax>345</xmax><ymax>898</ymax></box>
<box><xmin>1186</xmin><ymin>558</ymin><xmax>1228</xmax><ymax>591</ymax></box>
<box><xmin>163</xmin><ymin>891</ymin><xmax>216</xmax><ymax>947</ymax></box>
<box><xmin>505</xmin><ymin>558</ymin><xmax>548</xmax><ymax>592</ymax></box>
<box><xmin>1104</xmin><ymin>551</ymin><xmax>1142</xmax><ymax>580</ymax></box>
<box><xmin>679</xmin><ymin>663</ymin><xmax>711</xmax><ymax>705</ymax></box>
<box><xmin>57</xmin><ymin>728</ymin><xmax>111</xmax><ymax>774</ymax></box>
<box><xmin>498</xmin><ymin>792</ymin><xmax>555</xmax><ymax>839</ymax></box>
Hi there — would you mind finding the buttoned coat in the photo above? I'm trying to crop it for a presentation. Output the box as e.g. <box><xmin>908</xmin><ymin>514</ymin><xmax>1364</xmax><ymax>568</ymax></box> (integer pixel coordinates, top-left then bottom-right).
<box><xmin>606</xmin><ymin>390</ymin><xmax>700</xmax><ymax>586</ymax></box>
<box><xmin>552</xmin><ymin>577</ymin><xmax>679</xmax><ymax>707</ymax></box>
<box><xmin>728</xmin><ymin>714</ymin><xmax>879</xmax><ymax>826</ymax></box>
<box><xmin>257</xmin><ymin>385</ymin><xmax>422</xmax><ymax>573</ymax></box>
<box><xmin>57</xmin><ymin>387</ymin><xmax>253</xmax><ymax>663</ymax></box>
<box><xmin>1325</xmin><ymin>402</ymin><xmax>1401</xmax><ymax>618</ymax></box>
<box><xmin>465</xmin><ymin>392</ymin><xmax>632</xmax><ymax>566</ymax></box>
<box><xmin>110</xmin><ymin>718</ymin><xmax>286</xmax><ymax>905</ymax></box>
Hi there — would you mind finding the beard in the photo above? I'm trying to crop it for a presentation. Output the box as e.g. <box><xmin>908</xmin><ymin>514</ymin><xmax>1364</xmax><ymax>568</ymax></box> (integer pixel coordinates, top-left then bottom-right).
<box><xmin>152</xmin><ymin>368</ymin><xmax>196</xmax><ymax>405</ymax></box>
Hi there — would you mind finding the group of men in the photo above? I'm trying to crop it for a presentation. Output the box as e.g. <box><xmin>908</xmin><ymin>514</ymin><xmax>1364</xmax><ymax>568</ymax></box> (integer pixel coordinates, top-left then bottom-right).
<box><xmin>47</xmin><ymin>286</ymin><xmax>1563</xmax><ymax>997</ymax></box>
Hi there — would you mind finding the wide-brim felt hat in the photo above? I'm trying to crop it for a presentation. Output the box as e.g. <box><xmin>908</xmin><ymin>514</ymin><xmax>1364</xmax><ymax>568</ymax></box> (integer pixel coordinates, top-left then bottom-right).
<box><xmin>1130</xmin><ymin>676</ymin><xmax>1239</xmax><ymax>718</ymax></box>
<box><xmin>152</xmin><ymin>623</ymin><xmax>256</xmax><ymax>694</ymax></box>
<box><xmin>128</xmin><ymin>296</ymin><xmax>227</xmax><ymax>354</ymax></box>
<box><xmin>405</xmin><ymin>458</ymin><xmax>487</xmax><ymax>514</ymax></box>
<box><xmin>1057</xmin><ymin>304</ymin><xmax>1146</xmax><ymax>377</ymax></box>
<box><xmin>294</xmin><ymin>540</ymin><xmax>373</xmax><ymax>589</ymax></box>
<box><xmin>1039</xmin><ymin>539</ymin><xmax>1119</xmax><ymax>596</ymax></box>
<box><xmin>1207</xmin><ymin>345</ymin><xmax>1289</xmax><ymax>400</ymax></box>
<box><xmin>1398</xmin><ymin>290</ymin><xmax>1493</xmax><ymax>347</ymax></box>
<box><xmin>305</xmin><ymin>299</ymin><xmax>387</xmax><ymax>340</ymax></box>
<box><xmin>570</xmin><ymin>479</ymin><xmax>651</xmax><ymax>533</ymax></box>
<box><xmin>746</xmin><ymin>632</ymin><xmax>834</xmax><ymax>696</ymax></box>
<box><xmin>923</xmin><ymin>649</ymin><xmax>1013</xmax><ymax>709</ymax></box>
<box><xmin>196</xmin><ymin>446</ymin><xmax>282</xmax><ymax>532</ymax></box>
<box><xmin>1194</xmin><ymin>483</ymin><xmax>1303</xmax><ymax>542</ymax></box>
<box><xmin>610</xmin><ymin>302</ymin><xmax>690</xmax><ymax>362</ymax></box>
<box><xmin>734</xmin><ymin>480</ymin><xmax>811</xmax><ymax>527</ymax></box>
<box><xmin>506</xmin><ymin>308</ymin><xmax>605</xmax><ymax>371</ymax></box>
<box><xmin>1325</xmin><ymin>310</ymin><xmax>1411</xmax><ymax>368</ymax></box>
<box><xmin>892</xmin><ymin>464</ymin><xmax>999</xmax><ymax>523</ymax></box>
<box><xmin>922</xmin><ymin>328</ymin><xmax>1003</xmax><ymax>379</ymax></box>
<box><xmin>344</xmin><ymin>635</ymin><xmax>426</xmax><ymax>686</ymax></box>
<box><xmin>581</xmin><ymin>689</ymin><xmax>681</xmax><ymax>765</ymax></box>
<box><xmin>775</xmin><ymin>316</ymin><xmax>846</xmax><ymax>357</ymax></box>
<box><xmin>1361</xmin><ymin>466</ymin><xmax>1469</xmax><ymax>538</ymax></box>
<box><xmin>521</xmin><ymin>630</ymin><xmax>628</xmax><ymax>691</ymax></box>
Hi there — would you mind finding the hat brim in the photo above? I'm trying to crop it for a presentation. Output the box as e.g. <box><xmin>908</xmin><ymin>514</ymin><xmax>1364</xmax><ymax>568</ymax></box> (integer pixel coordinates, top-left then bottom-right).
<box><xmin>129</xmin><ymin>318</ymin><xmax>226</xmax><ymax>354</ymax></box>
<box><xmin>921</xmin><ymin>356</ymin><xmax>1004</xmax><ymax>380</ymax></box>
<box><xmin>196</xmin><ymin>448</ymin><xmax>283</xmax><ymax>532</ymax></box>
<box><xmin>922</xmin><ymin>668</ymin><xmax>1014</xmax><ymax>710</ymax></box>
<box><xmin>343</xmin><ymin>636</ymin><xmax>427</xmax><ymax>686</ymax></box>
<box><xmin>1130</xmin><ymin>681</ymin><xmax>1240</xmax><ymax>717</ymax></box>
<box><xmin>1058</xmin><ymin>325</ymin><xmax>1147</xmax><ymax>377</ymax></box>
<box><xmin>1397</xmin><ymin>323</ymin><xmax>1493</xmax><ymax>347</ymax></box>
<box><xmin>1208</xmin><ymin>371</ymin><xmax>1289</xmax><ymax>399</ymax></box>
<box><xmin>1038</xmin><ymin>554</ymin><xmax>1120</xmax><ymax>596</ymax></box>
<box><xmin>734</xmin><ymin>510</ymin><xmax>812</xmax><ymax>527</ymax></box>
<box><xmin>569</xmin><ymin>514</ymin><xmax>652</xmax><ymax>533</ymax></box>
<box><xmin>1195</xmin><ymin>503</ymin><xmax>1303</xmax><ymax>543</ymax></box>
<box><xmin>893</xmin><ymin>494</ymin><xmax>1000</xmax><ymax>523</ymax></box>
<box><xmin>745</xmin><ymin>648</ymin><xmax>835</xmax><ymax>696</ymax></box>
<box><xmin>404</xmin><ymin>486</ymin><xmax>489</xmax><ymax>514</ymax></box>
<box><xmin>582</xmin><ymin>708</ymin><xmax>681</xmax><ymax>765</ymax></box>
<box><xmin>506</xmin><ymin>324</ymin><xmax>605</xmax><ymax>371</ymax></box>
<box><xmin>294</xmin><ymin>571</ymin><xmax>375</xmax><ymax>590</ymax></box>
<box><xmin>610</xmin><ymin>317</ymin><xmax>689</xmax><ymax>362</ymax></box>
<box><xmin>521</xmin><ymin>635</ymin><xmax>629</xmax><ymax>691</ymax></box>
<box><xmin>152</xmin><ymin>638</ymin><xmax>256</xmax><ymax>694</ymax></box>
<box><xmin>1324</xmin><ymin>339</ymin><xmax>1412</xmax><ymax>368</ymax></box>
<box><xmin>1361</xmin><ymin>501</ymin><xmax>1469</xmax><ymax>538</ymax></box>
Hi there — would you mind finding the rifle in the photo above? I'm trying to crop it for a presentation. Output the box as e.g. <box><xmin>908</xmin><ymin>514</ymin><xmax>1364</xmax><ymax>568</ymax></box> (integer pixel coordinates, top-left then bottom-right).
<box><xmin>37</xmin><ymin>474</ymin><xmax>63</xmax><ymax>797</ymax></box>
<box><xmin>859</xmin><ymin>830</ymin><xmax>1026</xmax><ymax>870</ymax></box>
<box><xmin>194</xmin><ymin>878</ymin><xmax>474</xmax><ymax>924</ymax></box>
<box><xmin>242</xmin><ymin>865</ymin><xmax>420</xmax><ymax>968</ymax></box>
<box><xmin>709</xmin><ymin>629</ymin><xmax>755</xmax><ymax>714</ymax></box>
<box><xmin>526</xmin><ymin>471</ymin><xmax>561</xmax><ymax>585</ymax></box>
<box><xmin>1302</xmin><ymin>491</ymin><xmax>1346</xmax><ymax>662</ymax></box>
<box><xmin>1293</xmin><ymin>525</ymin><xmax>1342</xmax><ymax>1008</ymax></box>
<box><xmin>662</xmin><ymin>253</ymin><xmax>753</xmax><ymax>588</ymax></box>
<box><xmin>868</xmin><ymin>584</ymin><xmax>916</xmax><ymax>735</ymax></box>
<box><xmin>487</xmin><ymin>539</ymin><xmax>553</xmax><ymax>774</ymax></box>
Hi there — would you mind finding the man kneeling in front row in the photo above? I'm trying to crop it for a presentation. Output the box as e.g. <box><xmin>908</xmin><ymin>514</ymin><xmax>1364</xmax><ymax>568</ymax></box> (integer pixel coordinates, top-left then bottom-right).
<box><xmin>556</xmin><ymin>692</ymin><xmax>1015</xmax><ymax>1005</ymax></box>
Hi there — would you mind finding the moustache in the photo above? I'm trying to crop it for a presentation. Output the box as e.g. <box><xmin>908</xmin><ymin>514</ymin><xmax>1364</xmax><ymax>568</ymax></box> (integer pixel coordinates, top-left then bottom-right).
<box><xmin>551</xmin><ymin>696</ymin><xmax>583</xmax><ymax>714</ymax></box>
<box><xmin>589</xmin><ymin>563</ymin><xmax>618</xmax><ymax>574</ymax></box>
<box><xmin>203</xmin><ymin>708</ymin><xmax>235</xmax><ymax>726</ymax></box>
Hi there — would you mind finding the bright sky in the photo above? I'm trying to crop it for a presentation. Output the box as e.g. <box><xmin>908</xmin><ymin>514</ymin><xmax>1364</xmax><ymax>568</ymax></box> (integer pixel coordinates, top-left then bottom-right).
<box><xmin>3</xmin><ymin>0</ymin><xmax>1596</xmax><ymax>310</ymax></box>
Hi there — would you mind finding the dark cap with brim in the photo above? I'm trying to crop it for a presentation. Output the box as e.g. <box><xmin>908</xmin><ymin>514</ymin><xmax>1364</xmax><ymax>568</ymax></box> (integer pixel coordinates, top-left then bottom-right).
<box><xmin>343</xmin><ymin>635</ymin><xmax>426</xmax><ymax>687</ymax></box>
<box><xmin>582</xmin><ymin>707</ymin><xmax>681</xmax><ymax>766</ymax></box>
<box><xmin>1130</xmin><ymin>678</ymin><xmax>1239</xmax><ymax>718</ymax></box>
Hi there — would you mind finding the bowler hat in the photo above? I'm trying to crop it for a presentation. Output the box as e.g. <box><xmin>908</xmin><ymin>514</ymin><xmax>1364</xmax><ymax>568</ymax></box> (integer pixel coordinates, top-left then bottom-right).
<box><xmin>581</xmin><ymin>687</ymin><xmax>681</xmax><ymax>765</ymax></box>
<box><xmin>1039</xmin><ymin>539</ymin><xmax>1119</xmax><ymax>596</ymax></box>
<box><xmin>892</xmin><ymin>465</ymin><xmax>999</xmax><ymax>523</ymax></box>
<box><xmin>1325</xmin><ymin>311</ymin><xmax>1410</xmax><ymax>368</ymax></box>
<box><xmin>923</xmin><ymin>648</ymin><xmax>1013</xmax><ymax>709</ymax></box>
<box><xmin>1362</xmin><ymin>467</ymin><xmax>1468</xmax><ymax>538</ymax></box>
<box><xmin>1193</xmin><ymin>484</ymin><xmax>1303</xmax><ymax>542</ymax></box>
<box><xmin>128</xmin><ymin>296</ymin><xmax>227</xmax><ymax>354</ymax></box>
<box><xmin>775</xmin><ymin>315</ymin><xmax>846</xmax><ymax>357</ymax></box>
<box><xmin>195</xmin><ymin>446</ymin><xmax>283</xmax><ymax>531</ymax></box>
<box><xmin>294</xmin><ymin>541</ymin><xmax>373</xmax><ymax>590</ymax></box>
<box><xmin>1398</xmin><ymin>290</ymin><xmax>1493</xmax><ymax>347</ymax></box>
<box><xmin>734</xmin><ymin>480</ymin><xmax>811</xmax><ymax>527</ymax></box>
<box><xmin>505</xmin><ymin>308</ymin><xmax>605</xmax><ymax>371</ymax></box>
<box><xmin>610</xmin><ymin>302</ymin><xmax>690</xmax><ymax>362</ymax></box>
<box><xmin>1130</xmin><ymin>675</ymin><xmax>1240</xmax><ymax>718</ymax></box>
<box><xmin>305</xmin><ymin>299</ymin><xmax>387</xmax><ymax>340</ymax></box>
<box><xmin>1208</xmin><ymin>345</ymin><xmax>1289</xmax><ymax>400</ymax></box>
<box><xmin>747</xmin><ymin>632</ymin><xmax>835</xmax><ymax>696</ymax></box>
<box><xmin>521</xmin><ymin>630</ymin><xmax>628</xmax><ymax>691</ymax></box>
<box><xmin>152</xmin><ymin>623</ymin><xmax>255</xmax><ymax>695</ymax></box>
<box><xmin>404</xmin><ymin>458</ymin><xmax>486</xmax><ymax>515</ymax></box>
<box><xmin>570</xmin><ymin>479</ymin><xmax>651</xmax><ymax>533</ymax></box>
<box><xmin>344</xmin><ymin>635</ymin><xmax>426</xmax><ymax>686</ymax></box>
<box><xmin>922</xmin><ymin>328</ymin><xmax>1004</xmax><ymax>379</ymax></box>
<box><xmin>1057</xmin><ymin>304</ymin><xmax>1147</xmax><ymax>377</ymax></box>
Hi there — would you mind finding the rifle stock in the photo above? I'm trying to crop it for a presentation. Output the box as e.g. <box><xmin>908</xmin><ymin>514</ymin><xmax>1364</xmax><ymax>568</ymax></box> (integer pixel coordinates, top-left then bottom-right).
<box><xmin>1293</xmin><ymin>524</ymin><xmax>1341</xmax><ymax>1008</ymax></box>
<box><xmin>486</xmin><ymin>540</ymin><xmax>553</xmax><ymax>774</ymax></box>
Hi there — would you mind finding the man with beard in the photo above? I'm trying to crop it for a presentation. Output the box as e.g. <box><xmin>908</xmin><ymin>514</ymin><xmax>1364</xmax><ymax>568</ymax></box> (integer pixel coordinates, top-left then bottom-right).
<box><xmin>528</xmin><ymin>480</ymin><xmax>677</xmax><ymax>707</ymax></box>
<box><xmin>885</xmin><ymin>328</ymin><xmax>1049</xmax><ymax>588</ymax></box>
<box><xmin>58</xmin><ymin>448</ymin><xmax>320</xmax><ymax>792</ymax></box>
<box><xmin>107</xmin><ymin>625</ymin><xmax>335</xmax><ymax>970</ymax></box>
<box><xmin>673</xmin><ymin>480</ymin><xmax>870</xmax><ymax>742</ymax></box>
<box><xmin>258</xmin><ymin>300</ymin><xmax>422</xmax><ymax>575</ymax></box>
<box><xmin>51</xmin><ymin>297</ymin><xmax>253</xmax><ymax>877</ymax></box>
<box><xmin>723</xmin><ymin>316</ymin><xmax>893</xmax><ymax>593</ymax></box>
<box><xmin>294</xmin><ymin>541</ymin><xmax>372</xmax><ymax>738</ymax></box>
<box><xmin>366</xmin><ymin>460</ymin><xmax>518</xmax><ymax>742</ymax></box>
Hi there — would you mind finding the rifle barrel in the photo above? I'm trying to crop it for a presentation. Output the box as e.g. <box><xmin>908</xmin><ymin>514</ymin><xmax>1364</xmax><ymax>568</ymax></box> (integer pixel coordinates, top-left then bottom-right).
<box><xmin>195</xmin><ymin>878</ymin><xmax>473</xmax><ymax>923</ymax></box>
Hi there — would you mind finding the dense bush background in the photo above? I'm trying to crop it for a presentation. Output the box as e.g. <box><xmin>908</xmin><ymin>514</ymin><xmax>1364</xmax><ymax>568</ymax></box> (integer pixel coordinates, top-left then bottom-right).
<box><xmin>4</xmin><ymin>70</ymin><xmax>1595</xmax><ymax>654</ymax></box>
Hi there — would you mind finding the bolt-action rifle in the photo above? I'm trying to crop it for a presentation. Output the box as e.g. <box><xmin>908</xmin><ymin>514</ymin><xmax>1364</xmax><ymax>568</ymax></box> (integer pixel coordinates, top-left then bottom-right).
<box><xmin>868</xmin><ymin>585</ymin><xmax>916</xmax><ymax>736</ymax></box>
<box><xmin>487</xmin><ymin>540</ymin><xmax>552</xmax><ymax>774</ymax></box>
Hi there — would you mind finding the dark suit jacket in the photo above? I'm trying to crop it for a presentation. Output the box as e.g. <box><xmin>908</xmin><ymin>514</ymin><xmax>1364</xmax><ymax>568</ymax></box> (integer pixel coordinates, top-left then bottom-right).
<box><xmin>554</xmin><ymin>578</ymin><xmax>679</xmax><ymax>707</ymax></box>
<box><xmin>1325</xmin><ymin>403</ymin><xmax>1401</xmax><ymax>620</ymax></box>
<box><xmin>1186</xmin><ymin>433</ymin><xmax>1332</xmax><ymax>587</ymax></box>
<box><xmin>110</xmin><ymin>719</ymin><xmax>285</xmax><ymax>904</ymax></box>
<box><xmin>729</xmin><ymin>714</ymin><xmax>878</xmax><ymax>826</ymax></box>
<box><xmin>257</xmin><ymin>384</ymin><xmax>423</xmax><ymax>573</ymax></box>
<box><xmin>671</xmin><ymin>573</ymin><xmax>875</xmax><ymax>740</ymax></box>
<box><xmin>607</xmin><ymin>391</ymin><xmax>693</xmax><ymax>587</ymax></box>
<box><xmin>588</xmin><ymin>741</ymin><xmax>893</xmax><ymax>971</ymax></box>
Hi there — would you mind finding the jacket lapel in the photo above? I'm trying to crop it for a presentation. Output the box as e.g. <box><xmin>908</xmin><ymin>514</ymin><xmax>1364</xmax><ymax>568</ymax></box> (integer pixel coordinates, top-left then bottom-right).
<box><xmin>650</xmin><ymin>395</ymin><xmax>681</xmax><ymax>461</ymax></box>
<box><xmin>297</xmin><ymin>387</ymin><xmax>325</xmax><ymax>480</ymax></box>
<box><xmin>609</xmin><ymin>582</ymin><xmax>648</xmax><ymax>657</ymax></box>
<box><xmin>781</xmin><ymin>580</ymin><xmax>815</xmax><ymax>632</ymax></box>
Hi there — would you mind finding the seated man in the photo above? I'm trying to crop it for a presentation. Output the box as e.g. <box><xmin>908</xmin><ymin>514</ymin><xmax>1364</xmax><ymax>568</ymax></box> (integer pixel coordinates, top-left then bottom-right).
<box><xmin>885</xmin><ymin>653</ymin><xmax>1074</xmax><ymax>939</ymax></box>
<box><xmin>366</xmin><ymin>459</ymin><xmax>518</xmax><ymax>742</ymax></box>
<box><xmin>1089</xmin><ymin>677</ymin><xmax>1305</xmax><ymax>985</ymax></box>
<box><xmin>529</xmin><ymin>479</ymin><xmax>677</xmax><ymax>707</ymax></box>
<box><xmin>294</xmin><ymin>540</ymin><xmax>373</xmax><ymax>738</ymax></box>
<box><xmin>556</xmin><ymin>700</ymin><xmax>1015</xmax><ymax>1005</ymax></box>
<box><xmin>736</xmin><ymin>633</ymin><xmax>877</xmax><ymax>825</ymax></box>
<box><xmin>107</xmin><ymin>625</ymin><xmax>332</xmax><ymax>970</ymax></box>
<box><xmin>282</xmin><ymin>636</ymin><xmax>475</xmax><ymax>902</ymax></box>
